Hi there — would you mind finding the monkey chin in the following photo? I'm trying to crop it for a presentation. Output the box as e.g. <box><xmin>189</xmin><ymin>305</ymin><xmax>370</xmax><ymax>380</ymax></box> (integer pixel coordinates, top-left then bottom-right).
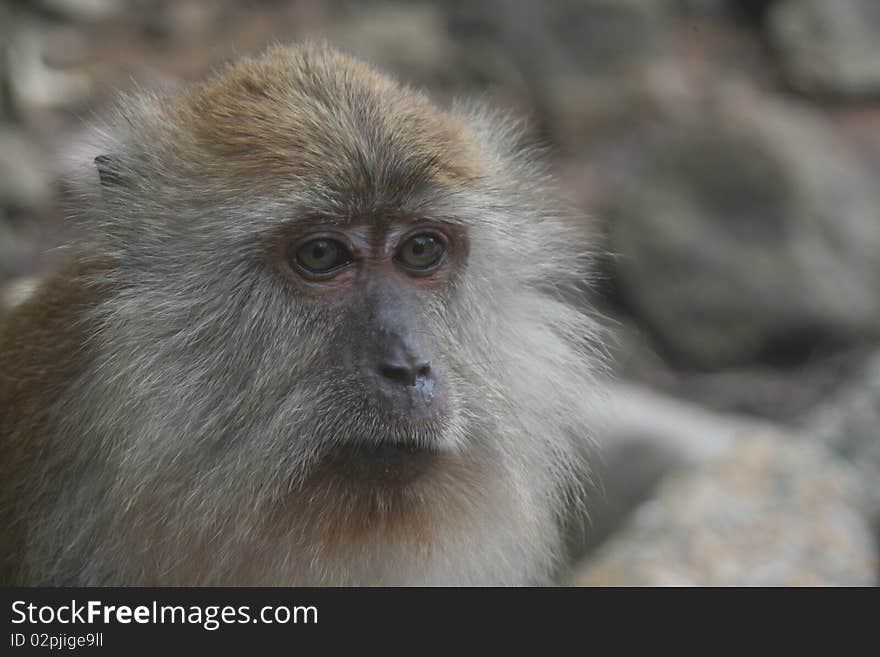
<box><xmin>320</xmin><ymin>440</ymin><xmax>441</xmax><ymax>488</ymax></box>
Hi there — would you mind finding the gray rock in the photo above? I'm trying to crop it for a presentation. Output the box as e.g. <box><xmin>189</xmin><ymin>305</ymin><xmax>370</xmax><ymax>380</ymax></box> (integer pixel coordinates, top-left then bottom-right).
<box><xmin>325</xmin><ymin>4</ymin><xmax>460</xmax><ymax>92</ymax></box>
<box><xmin>593</xmin><ymin>381</ymin><xmax>774</xmax><ymax>465</ymax></box>
<box><xmin>567</xmin><ymin>381</ymin><xmax>775</xmax><ymax>559</ymax></box>
<box><xmin>805</xmin><ymin>352</ymin><xmax>880</xmax><ymax>516</ymax></box>
<box><xmin>413</xmin><ymin>0</ymin><xmax>685</xmax><ymax>150</ymax></box>
<box><xmin>0</xmin><ymin>129</ymin><xmax>52</xmax><ymax>214</ymax></box>
<box><xmin>604</xmin><ymin>85</ymin><xmax>880</xmax><ymax>368</ymax></box>
<box><xmin>544</xmin><ymin>0</ymin><xmax>675</xmax><ymax>70</ymax></box>
<box><xmin>35</xmin><ymin>0</ymin><xmax>122</xmax><ymax>23</ymax></box>
<box><xmin>676</xmin><ymin>0</ymin><xmax>728</xmax><ymax>16</ymax></box>
<box><xmin>0</xmin><ymin>276</ymin><xmax>40</xmax><ymax>315</ymax></box>
<box><xmin>769</xmin><ymin>0</ymin><xmax>880</xmax><ymax>97</ymax></box>
<box><xmin>524</xmin><ymin>0</ymin><xmax>681</xmax><ymax>150</ymax></box>
<box><xmin>574</xmin><ymin>433</ymin><xmax>877</xmax><ymax>585</ymax></box>
<box><xmin>6</xmin><ymin>20</ymin><xmax>92</xmax><ymax>113</ymax></box>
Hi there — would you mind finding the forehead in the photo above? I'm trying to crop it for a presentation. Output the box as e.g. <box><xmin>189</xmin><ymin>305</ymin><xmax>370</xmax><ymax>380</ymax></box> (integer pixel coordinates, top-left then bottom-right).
<box><xmin>170</xmin><ymin>45</ymin><xmax>485</xmax><ymax>210</ymax></box>
<box><xmin>245</xmin><ymin>189</ymin><xmax>473</xmax><ymax>244</ymax></box>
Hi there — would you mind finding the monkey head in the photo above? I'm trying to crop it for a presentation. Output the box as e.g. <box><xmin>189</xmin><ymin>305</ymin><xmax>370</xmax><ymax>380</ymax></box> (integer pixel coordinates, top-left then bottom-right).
<box><xmin>2</xmin><ymin>43</ymin><xmax>601</xmax><ymax>585</ymax></box>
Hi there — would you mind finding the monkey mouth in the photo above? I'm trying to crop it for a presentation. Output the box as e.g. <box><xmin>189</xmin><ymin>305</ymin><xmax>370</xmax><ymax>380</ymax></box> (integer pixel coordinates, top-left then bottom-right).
<box><xmin>319</xmin><ymin>439</ymin><xmax>440</xmax><ymax>485</ymax></box>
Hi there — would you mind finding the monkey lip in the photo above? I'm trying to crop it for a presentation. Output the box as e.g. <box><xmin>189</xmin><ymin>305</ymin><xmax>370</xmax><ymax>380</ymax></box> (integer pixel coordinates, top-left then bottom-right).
<box><xmin>330</xmin><ymin>439</ymin><xmax>439</xmax><ymax>462</ymax></box>
<box><xmin>319</xmin><ymin>439</ymin><xmax>441</xmax><ymax>485</ymax></box>
<box><xmin>373</xmin><ymin>377</ymin><xmax>449</xmax><ymax>424</ymax></box>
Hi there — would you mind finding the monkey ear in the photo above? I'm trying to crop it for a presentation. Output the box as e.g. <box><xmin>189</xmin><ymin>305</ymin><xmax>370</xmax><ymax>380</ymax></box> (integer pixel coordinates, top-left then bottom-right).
<box><xmin>94</xmin><ymin>155</ymin><xmax>125</xmax><ymax>188</ymax></box>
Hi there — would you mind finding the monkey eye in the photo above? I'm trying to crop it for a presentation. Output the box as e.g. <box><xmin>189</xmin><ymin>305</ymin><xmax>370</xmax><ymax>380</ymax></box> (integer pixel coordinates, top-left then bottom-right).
<box><xmin>293</xmin><ymin>238</ymin><xmax>354</xmax><ymax>277</ymax></box>
<box><xmin>395</xmin><ymin>233</ymin><xmax>446</xmax><ymax>272</ymax></box>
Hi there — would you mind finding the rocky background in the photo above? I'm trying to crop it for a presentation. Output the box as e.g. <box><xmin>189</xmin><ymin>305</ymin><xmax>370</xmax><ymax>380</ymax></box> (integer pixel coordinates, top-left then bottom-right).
<box><xmin>1</xmin><ymin>0</ymin><xmax>878</xmax><ymax>585</ymax></box>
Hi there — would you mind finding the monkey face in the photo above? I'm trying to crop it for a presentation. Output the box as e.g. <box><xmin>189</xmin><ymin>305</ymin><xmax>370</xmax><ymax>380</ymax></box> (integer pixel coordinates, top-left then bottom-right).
<box><xmin>270</xmin><ymin>216</ymin><xmax>465</xmax><ymax>464</ymax></box>
<box><xmin>84</xmin><ymin>78</ymin><xmax>521</xmax><ymax>502</ymax></box>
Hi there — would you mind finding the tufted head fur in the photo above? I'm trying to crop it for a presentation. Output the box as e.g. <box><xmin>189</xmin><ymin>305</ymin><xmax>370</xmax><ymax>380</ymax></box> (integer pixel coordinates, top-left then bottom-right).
<box><xmin>0</xmin><ymin>43</ymin><xmax>601</xmax><ymax>585</ymax></box>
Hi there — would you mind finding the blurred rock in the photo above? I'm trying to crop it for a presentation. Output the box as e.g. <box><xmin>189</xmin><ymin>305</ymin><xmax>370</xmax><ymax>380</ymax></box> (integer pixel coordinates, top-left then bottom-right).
<box><xmin>604</xmin><ymin>85</ymin><xmax>880</xmax><ymax>368</ymax></box>
<box><xmin>805</xmin><ymin>352</ymin><xmax>880</xmax><ymax>516</ymax></box>
<box><xmin>610</xmin><ymin>315</ymin><xmax>877</xmax><ymax>422</ymax></box>
<box><xmin>506</xmin><ymin>0</ymin><xmax>682</xmax><ymax>149</ymax></box>
<box><xmin>593</xmin><ymin>381</ymin><xmax>773</xmax><ymax>464</ymax></box>
<box><xmin>570</xmin><ymin>381</ymin><xmax>775</xmax><ymax>557</ymax></box>
<box><xmin>769</xmin><ymin>0</ymin><xmax>880</xmax><ymax>97</ymax></box>
<box><xmin>677</xmin><ymin>0</ymin><xmax>728</xmax><ymax>16</ymax></box>
<box><xmin>326</xmin><ymin>4</ymin><xmax>460</xmax><ymax>91</ymax></box>
<box><xmin>0</xmin><ymin>276</ymin><xmax>40</xmax><ymax>315</ymax></box>
<box><xmin>0</xmin><ymin>129</ymin><xmax>53</xmax><ymax>215</ymax></box>
<box><xmin>7</xmin><ymin>21</ymin><xmax>92</xmax><ymax>113</ymax></box>
<box><xmin>542</xmin><ymin>59</ymin><xmax>691</xmax><ymax>151</ymax></box>
<box><xmin>326</xmin><ymin>0</ymin><xmax>682</xmax><ymax>134</ymax></box>
<box><xmin>448</xmin><ymin>0</ymin><xmax>676</xmax><ymax>77</ymax></box>
<box><xmin>546</xmin><ymin>0</ymin><xmax>675</xmax><ymax>69</ymax></box>
<box><xmin>35</xmin><ymin>0</ymin><xmax>122</xmax><ymax>23</ymax></box>
<box><xmin>574</xmin><ymin>433</ymin><xmax>877</xmax><ymax>585</ymax></box>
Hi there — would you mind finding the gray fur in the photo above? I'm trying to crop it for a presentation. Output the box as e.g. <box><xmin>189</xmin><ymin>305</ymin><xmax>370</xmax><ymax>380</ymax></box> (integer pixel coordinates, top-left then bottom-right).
<box><xmin>19</xmin><ymin>47</ymin><xmax>603</xmax><ymax>585</ymax></box>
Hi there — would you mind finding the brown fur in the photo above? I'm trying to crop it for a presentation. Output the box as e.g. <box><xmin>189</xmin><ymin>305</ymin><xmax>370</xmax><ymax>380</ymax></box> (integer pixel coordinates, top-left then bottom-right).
<box><xmin>0</xmin><ymin>260</ymin><xmax>105</xmax><ymax>583</ymax></box>
<box><xmin>169</xmin><ymin>44</ymin><xmax>484</xmax><ymax>191</ymax></box>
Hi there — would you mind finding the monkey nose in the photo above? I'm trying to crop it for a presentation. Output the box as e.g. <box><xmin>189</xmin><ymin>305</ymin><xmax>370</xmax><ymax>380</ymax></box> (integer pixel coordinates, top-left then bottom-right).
<box><xmin>377</xmin><ymin>360</ymin><xmax>432</xmax><ymax>387</ymax></box>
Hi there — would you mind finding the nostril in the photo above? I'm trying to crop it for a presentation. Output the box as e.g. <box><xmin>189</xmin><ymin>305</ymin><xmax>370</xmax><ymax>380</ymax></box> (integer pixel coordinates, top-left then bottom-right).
<box><xmin>378</xmin><ymin>361</ymin><xmax>431</xmax><ymax>387</ymax></box>
<box><xmin>379</xmin><ymin>363</ymin><xmax>416</xmax><ymax>386</ymax></box>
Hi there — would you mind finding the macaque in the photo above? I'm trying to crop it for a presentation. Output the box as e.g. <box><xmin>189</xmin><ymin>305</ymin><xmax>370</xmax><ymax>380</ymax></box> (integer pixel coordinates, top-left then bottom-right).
<box><xmin>0</xmin><ymin>43</ymin><xmax>600</xmax><ymax>585</ymax></box>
